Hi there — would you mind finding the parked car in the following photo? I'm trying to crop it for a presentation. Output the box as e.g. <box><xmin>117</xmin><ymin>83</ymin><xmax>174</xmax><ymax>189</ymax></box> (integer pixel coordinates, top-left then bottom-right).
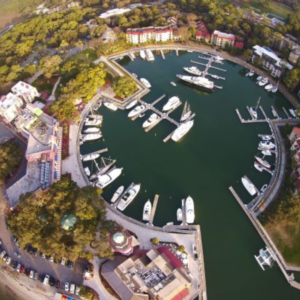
<box><xmin>0</xmin><ymin>250</ymin><xmax>6</xmax><ymax>259</ymax></box>
<box><xmin>12</xmin><ymin>261</ymin><xmax>18</xmax><ymax>269</ymax></box>
<box><xmin>6</xmin><ymin>256</ymin><xmax>11</xmax><ymax>265</ymax></box>
<box><xmin>12</xmin><ymin>236</ymin><xmax>19</xmax><ymax>247</ymax></box>
<box><xmin>60</xmin><ymin>257</ymin><xmax>66</xmax><ymax>265</ymax></box>
<box><xmin>43</xmin><ymin>275</ymin><xmax>50</xmax><ymax>285</ymax></box>
<box><xmin>20</xmin><ymin>265</ymin><xmax>25</xmax><ymax>274</ymax></box>
<box><xmin>34</xmin><ymin>273</ymin><xmax>39</xmax><ymax>281</ymax></box>
<box><xmin>25</xmin><ymin>268</ymin><xmax>31</xmax><ymax>277</ymax></box>
<box><xmin>49</xmin><ymin>256</ymin><xmax>54</xmax><ymax>263</ymax></box>
<box><xmin>16</xmin><ymin>263</ymin><xmax>21</xmax><ymax>273</ymax></box>
<box><xmin>49</xmin><ymin>276</ymin><xmax>55</xmax><ymax>286</ymax></box>
<box><xmin>40</xmin><ymin>252</ymin><xmax>46</xmax><ymax>259</ymax></box>
<box><xmin>65</xmin><ymin>282</ymin><xmax>69</xmax><ymax>292</ymax></box>
<box><xmin>30</xmin><ymin>270</ymin><xmax>35</xmax><ymax>279</ymax></box>
<box><xmin>75</xmin><ymin>286</ymin><xmax>80</xmax><ymax>295</ymax></box>
<box><xmin>67</xmin><ymin>260</ymin><xmax>74</xmax><ymax>269</ymax></box>
<box><xmin>14</xmin><ymin>251</ymin><xmax>21</xmax><ymax>258</ymax></box>
<box><xmin>70</xmin><ymin>283</ymin><xmax>75</xmax><ymax>294</ymax></box>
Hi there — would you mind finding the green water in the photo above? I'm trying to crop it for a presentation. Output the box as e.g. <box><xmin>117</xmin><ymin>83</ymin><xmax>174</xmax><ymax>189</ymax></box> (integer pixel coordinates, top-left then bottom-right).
<box><xmin>80</xmin><ymin>51</ymin><xmax>300</xmax><ymax>300</ymax></box>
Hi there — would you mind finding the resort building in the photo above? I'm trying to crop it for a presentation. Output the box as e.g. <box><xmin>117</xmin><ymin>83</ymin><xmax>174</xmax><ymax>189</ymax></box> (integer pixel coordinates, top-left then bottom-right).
<box><xmin>252</xmin><ymin>45</ymin><xmax>293</xmax><ymax>78</ymax></box>
<box><xmin>11</xmin><ymin>81</ymin><xmax>40</xmax><ymax>103</ymax></box>
<box><xmin>0</xmin><ymin>93</ymin><xmax>24</xmax><ymax>122</ymax></box>
<box><xmin>211</xmin><ymin>30</ymin><xmax>235</xmax><ymax>48</ymax></box>
<box><xmin>109</xmin><ymin>230</ymin><xmax>139</xmax><ymax>256</ymax></box>
<box><xmin>99</xmin><ymin>8</ymin><xmax>131</xmax><ymax>19</ymax></box>
<box><xmin>272</xmin><ymin>33</ymin><xmax>299</xmax><ymax>51</ymax></box>
<box><xmin>101</xmin><ymin>246</ymin><xmax>192</xmax><ymax>300</ymax></box>
<box><xmin>195</xmin><ymin>21</ymin><xmax>210</xmax><ymax>42</ymax></box>
<box><xmin>126</xmin><ymin>26</ymin><xmax>173</xmax><ymax>44</ymax></box>
<box><xmin>289</xmin><ymin>48</ymin><xmax>300</xmax><ymax>65</ymax></box>
<box><xmin>289</xmin><ymin>127</ymin><xmax>300</xmax><ymax>194</ymax></box>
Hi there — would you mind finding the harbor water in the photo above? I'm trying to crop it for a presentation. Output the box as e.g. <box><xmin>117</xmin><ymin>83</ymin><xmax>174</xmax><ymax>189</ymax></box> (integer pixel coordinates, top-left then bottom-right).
<box><xmin>82</xmin><ymin>51</ymin><xmax>299</xmax><ymax>300</ymax></box>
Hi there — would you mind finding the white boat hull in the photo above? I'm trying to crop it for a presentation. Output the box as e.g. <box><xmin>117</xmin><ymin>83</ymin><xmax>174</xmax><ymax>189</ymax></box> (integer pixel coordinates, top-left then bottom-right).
<box><xmin>128</xmin><ymin>105</ymin><xmax>145</xmax><ymax>118</ymax></box>
<box><xmin>185</xmin><ymin>196</ymin><xmax>195</xmax><ymax>224</ymax></box>
<box><xmin>172</xmin><ymin>121</ymin><xmax>194</xmax><ymax>142</ymax></box>
<box><xmin>96</xmin><ymin>168</ymin><xmax>123</xmax><ymax>189</ymax></box>
<box><xmin>111</xmin><ymin>186</ymin><xmax>124</xmax><ymax>203</ymax></box>
<box><xmin>117</xmin><ymin>184</ymin><xmax>141</xmax><ymax>211</ymax></box>
<box><xmin>125</xmin><ymin>100</ymin><xmax>138</xmax><ymax>110</ymax></box>
<box><xmin>163</xmin><ymin>96</ymin><xmax>180</xmax><ymax>111</ymax></box>
<box><xmin>241</xmin><ymin>177</ymin><xmax>256</xmax><ymax>196</ymax></box>
<box><xmin>143</xmin><ymin>200</ymin><xmax>152</xmax><ymax>221</ymax></box>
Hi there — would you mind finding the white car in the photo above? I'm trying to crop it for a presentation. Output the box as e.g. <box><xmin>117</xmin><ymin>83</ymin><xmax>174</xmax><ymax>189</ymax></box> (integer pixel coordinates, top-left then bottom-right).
<box><xmin>65</xmin><ymin>282</ymin><xmax>69</xmax><ymax>292</ymax></box>
<box><xmin>16</xmin><ymin>263</ymin><xmax>21</xmax><ymax>273</ymax></box>
<box><xmin>70</xmin><ymin>283</ymin><xmax>75</xmax><ymax>294</ymax></box>
<box><xmin>0</xmin><ymin>250</ymin><xmax>6</xmax><ymax>259</ymax></box>
<box><xmin>43</xmin><ymin>275</ymin><xmax>49</xmax><ymax>285</ymax></box>
<box><xmin>14</xmin><ymin>251</ymin><xmax>21</xmax><ymax>258</ymax></box>
<box><xmin>30</xmin><ymin>270</ymin><xmax>35</xmax><ymax>279</ymax></box>
<box><xmin>6</xmin><ymin>256</ymin><xmax>11</xmax><ymax>265</ymax></box>
<box><xmin>75</xmin><ymin>286</ymin><xmax>80</xmax><ymax>295</ymax></box>
<box><xmin>61</xmin><ymin>257</ymin><xmax>66</xmax><ymax>265</ymax></box>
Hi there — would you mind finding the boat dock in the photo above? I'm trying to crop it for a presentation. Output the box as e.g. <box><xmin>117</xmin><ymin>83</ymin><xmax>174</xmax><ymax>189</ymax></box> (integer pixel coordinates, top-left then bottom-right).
<box><xmin>191</xmin><ymin>59</ymin><xmax>227</xmax><ymax>73</ymax></box>
<box><xmin>160</xmin><ymin>49</ymin><xmax>165</xmax><ymax>59</ymax></box>
<box><xmin>259</xmin><ymin>106</ymin><xmax>269</xmax><ymax>120</ymax></box>
<box><xmin>181</xmin><ymin>199</ymin><xmax>187</xmax><ymax>225</ymax></box>
<box><xmin>244</xmin><ymin>175</ymin><xmax>260</xmax><ymax>196</ymax></box>
<box><xmin>282</xmin><ymin>107</ymin><xmax>291</xmax><ymax>119</ymax></box>
<box><xmin>207</xmin><ymin>73</ymin><xmax>226</xmax><ymax>80</ymax></box>
<box><xmin>175</xmin><ymin>49</ymin><xmax>179</xmax><ymax>56</ymax></box>
<box><xmin>80</xmin><ymin>148</ymin><xmax>108</xmax><ymax>160</ymax></box>
<box><xmin>246</xmin><ymin>106</ymin><xmax>255</xmax><ymax>119</ymax></box>
<box><xmin>148</xmin><ymin>195</ymin><xmax>159</xmax><ymax>225</ymax></box>
<box><xmin>235</xmin><ymin>109</ymin><xmax>267</xmax><ymax>123</ymax></box>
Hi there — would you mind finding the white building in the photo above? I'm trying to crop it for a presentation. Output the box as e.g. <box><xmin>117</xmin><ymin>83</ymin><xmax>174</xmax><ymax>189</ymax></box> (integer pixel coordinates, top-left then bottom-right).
<box><xmin>99</xmin><ymin>8</ymin><xmax>131</xmax><ymax>19</ymax></box>
<box><xmin>11</xmin><ymin>81</ymin><xmax>40</xmax><ymax>103</ymax></box>
<box><xmin>211</xmin><ymin>30</ymin><xmax>235</xmax><ymax>48</ymax></box>
<box><xmin>126</xmin><ymin>26</ymin><xmax>173</xmax><ymax>44</ymax></box>
<box><xmin>0</xmin><ymin>93</ymin><xmax>24</xmax><ymax>122</ymax></box>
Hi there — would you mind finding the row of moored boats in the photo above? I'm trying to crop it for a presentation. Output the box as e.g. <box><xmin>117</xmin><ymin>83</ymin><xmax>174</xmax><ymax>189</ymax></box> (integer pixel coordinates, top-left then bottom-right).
<box><xmin>246</xmin><ymin>70</ymin><xmax>278</xmax><ymax>93</ymax></box>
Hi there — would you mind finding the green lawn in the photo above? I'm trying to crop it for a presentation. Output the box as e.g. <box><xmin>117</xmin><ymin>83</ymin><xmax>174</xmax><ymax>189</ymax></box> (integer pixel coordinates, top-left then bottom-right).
<box><xmin>68</xmin><ymin>49</ymin><xmax>98</xmax><ymax>63</ymax></box>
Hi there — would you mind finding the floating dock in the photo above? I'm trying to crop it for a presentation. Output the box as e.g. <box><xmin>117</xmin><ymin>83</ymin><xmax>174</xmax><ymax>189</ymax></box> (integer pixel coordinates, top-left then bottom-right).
<box><xmin>80</xmin><ymin>148</ymin><xmax>108</xmax><ymax>160</ymax></box>
<box><xmin>271</xmin><ymin>106</ymin><xmax>280</xmax><ymax>119</ymax></box>
<box><xmin>148</xmin><ymin>194</ymin><xmax>159</xmax><ymax>225</ymax></box>
<box><xmin>282</xmin><ymin>107</ymin><xmax>291</xmax><ymax>119</ymax></box>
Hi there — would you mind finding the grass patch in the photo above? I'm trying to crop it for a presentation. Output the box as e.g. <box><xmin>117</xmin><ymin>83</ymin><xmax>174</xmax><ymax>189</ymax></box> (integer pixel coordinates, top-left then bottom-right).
<box><xmin>68</xmin><ymin>49</ymin><xmax>98</xmax><ymax>63</ymax></box>
<box><xmin>31</xmin><ymin>75</ymin><xmax>56</xmax><ymax>94</ymax></box>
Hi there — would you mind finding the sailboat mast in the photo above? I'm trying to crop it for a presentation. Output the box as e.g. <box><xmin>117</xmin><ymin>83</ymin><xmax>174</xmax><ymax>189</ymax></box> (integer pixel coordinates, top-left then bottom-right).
<box><xmin>256</xmin><ymin>97</ymin><xmax>261</xmax><ymax>110</ymax></box>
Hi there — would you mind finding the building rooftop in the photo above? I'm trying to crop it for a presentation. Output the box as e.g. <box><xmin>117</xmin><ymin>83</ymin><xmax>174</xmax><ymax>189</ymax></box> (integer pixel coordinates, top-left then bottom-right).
<box><xmin>212</xmin><ymin>30</ymin><xmax>235</xmax><ymax>39</ymax></box>
<box><xmin>0</xmin><ymin>93</ymin><xmax>22</xmax><ymax>110</ymax></box>
<box><xmin>127</xmin><ymin>26</ymin><xmax>172</xmax><ymax>35</ymax></box>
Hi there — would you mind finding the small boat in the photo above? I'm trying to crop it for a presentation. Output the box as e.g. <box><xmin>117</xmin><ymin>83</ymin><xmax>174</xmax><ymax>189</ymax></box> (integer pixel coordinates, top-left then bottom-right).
<box><xmin>262</xmin><ymin>150</ymin><xmax>272</xmax><ymax>156</ymax></box>
<box><xmin>87</xmin><ymin>113</ymin><xmax>103</xmax><ymax>121</ymax></box>
<box><xmin>177</xmin><ymin>208</ymin><xmax>182</xmax><ymax>221</ymax></box>
<box><xmin>132</xmin><ymin>73</ymin><xmax>138</xmax><ymax>78</ymax></box>
<box><xmin>261</xmin><ymin>184</ymin><xmax>268</xmax><ymax>193</ymax></box>
<box><xmin>180</xmin><ymin>102</ymin><xmax>192</xmax><ymax>122</ymax></box>
<box><xmin>85</xmin><ymin>118</ymin><xmax>102</xmax><ymax>126</ymax></box>
<box><xmin>241</xmin><ymin>176</ymin><xmax>256</xmax><ymax>196</ymax></box>
<box><xmin>111</xmin><ymin>186</ymin><xmax>124</xmax><ymax>203</ymax></box>
<box><xmin>140</xmin><ymin>50</ymin><xmax>146</xmax><ymax>60</ymax></box>
<box><xmin>93</xmin><ymin>100</ymin><xmax>102</xmax><ymax>110</ymax></box>
<box><xmin>117</xmin><ymin>183</ymin><xmax>141</xmax><ymax>211</ymax></box>
<box><xmin>172</xmin><ymin>120</ymin><xmax>194</xmax><ymax>142</ymax></box>
<box><xmin>249</xmin><ymin>107</ymin><xmax>257</xmax><ymax>119</ymax></box>
<box><xmin>210</xmin><ymin>74</ymin><xmax>220</xmax><ymax>79</ymax></box>
<box><xmin>162</xmin><ymin>96</ymin><xmax>180</xmax><ymax>111</ymax></box>
<box><xmin>259</xmin><ymin>141</ymin><xmax>275</xmax><ymax>149</ymax></box>
<box><xmin>254</xmin><ymin>247</ymin><xmax>275</xmax><ymax>271</ymax></box>
<box><xmin>258</xmin><ymin>77</ymin><xmax>268</xmax><ymax>86</ymax></box>
<box><xmin>125</xmin><ymin>100</ymin><xmax>138</xmax><ymax>110</ymax></box>
<box><xmin>128</xmin><ymin>105</ymin><xmax>145</xmax><ymax>118</ymax></box>
<box><xmin>248</xmin><ymin>70</ymin><xmax>255</xmax><ymax>77</ymax></box>
<box><xmin>254</xmin><ymin>163</ymin><xmax>263</xmax><ymax>172</ymax></box>
<box><xmin>187</xmin><ymin>50</ymin><xmax>193</xmax><ymax>53</ymax></box>
<box><xmin>261</xmin><ymin>135</ymin><xmax>272</xmax><ymax>141</ymax></box>
<box><xmin>255</xmin><ymin>156</ymin><xmax>271</xmax><ymax>169</ymax></box>
<box><xmin>90</xmin><ymin>157</ymin><xmax>116</xmax><ymax>180</ymax></box>
<box><xmin>257</xmin><ymin>75</ymin><xmax>263</xmax><ymax>81</ymax></box>
<box><xmin>81</xmin><ymin>153</ymin><xmax>100</xmax><ymax>161</ymax></box>
<box><xmin>80</xmin><ymin>133</ymin><xmax>102</xmax><ymax>143</ymax></box>
<box><xmin>140</xmin><ymin>78</ymin><xmax>151</xmax><ymax>88</ymax></box>
<box><xmin>185</xmin><ymin>196</ymin><xmax>195</xmax><ymax>224</ymax></box>
<box><xmin>183</xmin><ymin>66</ymin><xmax>202</xmax><ymax>76</ymax></box>
<box><xmin>143</xmin><ymin>113</ymin><xmax>160</xmax><ymax>128</ymax></box>
<box><xmin>104</xmin><ymin>102</ymin><xmax>118</xmax><ymax>111</ymax></box>
<box><xmin>170</xmin><ymin>81</ymin><xmax>177</xmax><ymax>86</ymax></box>
<box><xmin>289</xmin><ymin>109</ymin><xmax>297</xmax><ymax>118</ymax></box>
<box><xmin>272</xmin><ymin>85</ymin><xmax>278</xmax><ymax>93</ymax></box>
<box><xmin>84</xmin><ymin>167</ymin><xmax>90</xmax><ymax>176</ymax></box>
<box><xmin>139</xmin><ymin>113</ymin><xmax>145</xmax><ymax>118</ymax></box>
<box><xmin>143</xmin><ymin>200</ymin><xmax>152</xmax><ymax>221</ymax></box>
<box><xmin>213</xmin><ymin>55</ymin><xmax>224</xmax><ymax>62</ymax></box>
<box><xmin>145</xmin><ymin>49</ymin><xmax>155</xmax><ymax>61</ymax></box>
<box><xmin>84</xmin><ymin>127</ymin><xmax>100</xmax><ymax>134</ymax></box>
<box><xmin>95</xmin><ymin>167</ymin><xmax>123</xmax><ymax>189</ymax></box>
<box><xmin>265</xmin><ymin>83</ymin><xmax>273</xmax><ymax>91</ymax></box>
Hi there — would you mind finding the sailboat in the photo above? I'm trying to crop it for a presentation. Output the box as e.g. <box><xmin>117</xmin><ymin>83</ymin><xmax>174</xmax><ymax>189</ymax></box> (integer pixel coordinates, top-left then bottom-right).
<box><xmin>250</xmin><ymin>97</ymin><xmax>261</xmax><ymax>120</ymax></box>
<box><xmin>90</xmin><ymin>157</ymin><xmax>116</xmax><ymax>180</ymax></box>
<box><xmin>180</xmin><ymin>102</ymin><xmax>192</xmax><ymax>122</ymax></box>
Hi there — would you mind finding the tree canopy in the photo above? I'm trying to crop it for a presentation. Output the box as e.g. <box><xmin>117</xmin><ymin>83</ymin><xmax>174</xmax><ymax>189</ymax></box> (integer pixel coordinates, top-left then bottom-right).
<box><xmin>112</xmin><ymin>75</ymin><xmax>137</xmax><ymax>99</ymax></box>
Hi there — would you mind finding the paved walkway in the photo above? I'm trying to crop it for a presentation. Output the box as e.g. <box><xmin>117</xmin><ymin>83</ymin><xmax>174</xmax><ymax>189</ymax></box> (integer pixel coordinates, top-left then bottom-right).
<box><xmin>94</xmin><ymin>56</ymin><xmax>124</xmax><ymax>77</ymax></box>
<box><xmin>48</xmin><ymin>77</ymin><xmax>61</xmax><ymax>102</ymax></box>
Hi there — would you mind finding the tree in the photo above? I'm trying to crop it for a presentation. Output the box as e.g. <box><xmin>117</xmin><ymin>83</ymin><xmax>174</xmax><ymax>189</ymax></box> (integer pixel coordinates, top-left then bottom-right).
<box><xmin>178</xmin><ymin>245</ymin><xmax>186</xmax><ymax>252</ymax></box>
<box><xmin>49</xmin><ymin>98</ymin><xmax>77</xmax><ymax>121</ymax></box>
<box><xmin>112</xmin><ymin>75</ymin><xmax>137</xmax><ymax>99</ymax></box>
<box><xmin>39</xmin><ymin>55</ymin><xmax>62</xmax><ymax>79</ymax></box>
<box><xmin>0</xmin><ymin>140</ymin><xmax>23</xmax><ymax>184</ymax></box>
<box><xmin>79</xmin><ymin>286</ymin><xmax>97</xmax><ymax>300</ymax></box>
<box><xmin>151</xmin><ymin>237</ymin><xmax>159</xmax><ymax>245</ymax></box>
<box><xmin>242</xmin><ymin>49</ymin><xmax>253</xmax><ymax>62</ymax></box>
<box><xmin>283</xmin><ymin>68</ymin><xmax>300</xmax><ymax>91</ymax></box>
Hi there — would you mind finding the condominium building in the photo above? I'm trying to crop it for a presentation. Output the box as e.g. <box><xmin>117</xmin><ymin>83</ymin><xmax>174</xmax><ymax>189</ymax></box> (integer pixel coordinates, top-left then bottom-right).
<box><xmin>211</xmin><ymin>30</ymin><xmax>235</xmax><ymax>48</ymax></box>
<box><xmin>11</xmin><ymin>81</ymin><xmax>40</xmax><ymax>103</ymax></box>
<box><xmin>126</xmin><ymin>26</ymin><xmax>173</xmax><ymax>44</ymax></box>
<box><xmin>0</xmin><ymin>93</ymin><xmax>23</xmax><ymax>122</ymax></box>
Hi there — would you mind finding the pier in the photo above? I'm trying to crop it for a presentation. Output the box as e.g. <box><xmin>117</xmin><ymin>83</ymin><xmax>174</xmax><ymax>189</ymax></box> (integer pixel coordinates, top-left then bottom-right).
<box><xmin>181</xmin><ymin>198</ymin><xmax>187</xmax><ymax>225</ymax></box>
<box><xmin>271</xmin><ymin>106</ymin><xmax>280</xmax><ymax>119</ymax></box>
<box><xmin>148</xmin><ymin>195</ymin><xmax>159</xmax><ymax>225</ymax></box>
<box><xmin>207</xmin><ymin>73</ymin><xmax>226</xmax><ymax>80</ymax></box>
<box><xmin>235</xmin><ymin>109</ymin><xmax>267</xmax><ymax>123</ymax></box>
<box><xmin>246</xmin><ymin>106</ymin><xmax>255</xmax><ymax>119</ymax></box>
<box><xmin>160</xmin><ymin>49</ymin><xmax>165</xmax><ymax>59</ymax></box>
<box><xmin>259</xmin><ymin>106</ymin><xmax>269</xmax><ymax>120</ymax></box>
<box><xmin>80</xmin><ymin>148</ymin><xmax>108</xmax><ymax>160</ymax></box>
<box><xmin>282</xmin><ymin>107</ymin><xmax>291</xmax><ymax>119</ymax></box>
<box><xmin>128</xmin><ymin>52</ymin><xmax>135</xmax><ymax>61</ymax></box>
<box><xmin>191</xmin><ymin>59</ymin><xmax>227</xmax><ymax>74</ymax></box>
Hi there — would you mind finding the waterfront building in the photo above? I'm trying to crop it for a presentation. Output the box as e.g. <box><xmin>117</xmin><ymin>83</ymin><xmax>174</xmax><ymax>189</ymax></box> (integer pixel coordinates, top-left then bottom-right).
<box><xmin>126</xmin><ymin>26</ymin><xmax>173</xmax><ymax>44</ymax></box>
<box><xmin>272</xmin><ymin>33</ymin><xmax>299</xmax><ymax>51</ymax></box>
<box><xmin>211</xmin><ymin>30</ymin><xmax>235</xmax><ymax>48</ymax></box>
<box><xmin>99</xmin><ymin>8</ymin><xmax>131</xmax><ymax>19</ymax></box>
<box><xmin>167</xmin><ymin>16</ymin><xmax>178</xmax><ymax>29</ymax></box>
<box><xmin>252</xmin><ymin>45</ymin><xmax>293</xmax><ymax>78</ymax></box>
<box><xmin>109</xmin><ymin>230</ymin><xmax>139</xmax><ymax>256</ymax></box>
<box><xmin>195</xmin><ymin>21</ymin><xmax>210</xmax><ymax>42</ymax></box>
<box><xmin>11</xmin><ymin>81</ymin><xmax>40</xmax><ymax>103</ymax></box>
<box><xmin>0</xmin><ymin>93</ymin><xmax>23</xmax><ymax>122</ymax></box>
<box><xmin>289</xmin><ymin>127</ymin><xmax>300</xmax><ymax>144</ymax></box>
<box><xmin>289</xmin><ymin>48</ymin><xmax>300</xmax><ymax>65</ymax></box>
<box><xmin>101</xmin><ymin>246</ymin><xmax>192</xmax><ymax>300</ymax></box>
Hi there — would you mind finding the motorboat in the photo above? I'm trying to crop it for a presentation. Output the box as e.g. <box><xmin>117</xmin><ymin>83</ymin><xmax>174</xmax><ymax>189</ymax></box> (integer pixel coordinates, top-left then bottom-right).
<box><xmin>176</xmin><ymin>75</ymin><xmax>214</xmax><ymax>91</ymax></box>
<box><xmin>265</xmin><ymin>83</ymin><xmax>273</xmax><ymax>91</ymax></box>
<box><xmin>145</xmin><ymin>49</ymin><xmax>155</xmax><ymax>61</ymax></box>
<box><xmin>272</xmin><ymin>85</ymin><xmax>278</xmax><ymax>93</ymax></box>
<box><xmin>84</xmin><ymin>127</ymin><xmax>100</xmax><ymax>134</ymax></box>
<box><xmin>104</xmin><ymin>102</ymin><xmax>118</xmax><ymax>111</ymax></box>
<box><xmin>180</xmin><ymin>102</ymin><xmax>192</xmax><ymax>122</ymax></box>
<box><xmin>261</xmin><ymin>135</ymin><xmax>272</xmax><ymax>141</ymax></box>
<box><xmin>143</xmin><ymin>200</ymin><xmax>152</xmax><ymax>221</ymax></box>
<box><xmin>111</xmin><ymin>186</ymin><xmax>124</xmax><ymax>203</ymax></box>
<box><xmin>93</xmin><ymin>100</ymin><xmax>102</xmax><ymax>110</ymax></box>
<box><xmin>289</xmin><ymin>109</ymin><xmax>297</xmax><ymax>118</ymax></box>
<box><xmin>128</xmin><ymin>105</ymin><xmax>145</xmax><ymax>118</ymax></box>
<box><xmin>172</xmin><ymin>120</ymin><xmax>194</xmax><ymax>142</ymax></box>
<box><xmin>139</xmin><ymin>113</ymin><xmax>145</xmax><ymax>118</ymax></box>
<box><xmin>80</xmin><ymin>133</ymin><xmax>102</xmax><ymax>143</ymax></box>
<box><xmin>142</xmin><ymin>113</ymin><xmax>160</xmax><ymax>128</ymax></box>
<box><xmin>185</xmin><ymin>196</ymin><xmax>195</xmax><ymax>224</ymax></box>
<box><xmin>210</xmin><ymin>74</ymin><xmax>221</xmax><ymax>79</ymax></box>
<box><xmin>183</xmin><ymin>66</ymin><xmax>202</xmax><ymax>76</ymax></box>
<box><xmin>90</xmin><ymin>157</ymin><xmax>116</xmax><ymax>180</ymax></box>
<box><xmin>81</xmin><ymin>153</ymin><xmax>100</xmax><ymax>161</ymax></box>
<box><xmin>261</xmin><ymin>184</ymin><xmax>268</xmax><ymax>193</ymax></box>
<box><xmin>257</xmin><ymin>75</ymin><xmax>263</xmax><ymax>81</ymax></box>
<box><xmin>249</xmin><ymin>107</ymin><xmax>258</xmax><ymax>119</ymax></box>
<box><xmin>125</xmin><ymin>99</ymin><xmax>138</xmax><ymax>110</ymax></box>
<box><xmin>170</xmin><ymin>81</ymin><xmax>177</xmax><ymax>86</ymax></box>
<box><xmin>254</xmin><ymin>163</ymin><xmax>263</xmax><ymax>172</ymax></box>
<box><xmin>259</xmin><ymin>141</ymin><xmax>275</xmax><ymax>149</ymax></box>
<box><xmin>85</xmin><ymin>118</ymin><xmax>102</xmax><ymax>126</ymax></box>
<box><xmin>140</xmin><ymin>78</ymin><xmax>151</xmax><ymax>88</ymax></box>
<box><xmin>162</xmin><ymin>96</ymin><xmax>180</xmax><ymax>111</ymax></box>
<box><xmin>255</xmin><ymin>156</ymin><xmax>271</xmax><ymax>169</ymax></box>
<box><xmin>248</xmin><ymin>70</ymin><xmax>255</xmax><ymax>77</ymax></box>
<box><xmin>87</xmin><ymin>113</ymin><xmax>103</xmax><ymax>121</ymax></box>
<box><xmin>254</xmin><ymin>247</ymin><xmax>275</xmax><ymax>270</ymax></box>
<box><xmin>117</xmin><ymin>183</ymin><xmax>141</xmax><ymax>211</ymax></box>
<box><xmin>84</xmin><ymin>167</ymin><xmax>90</xmax><ymax>176</ymax></box>
<box><xmin>213</xmin><ymin>55</ymin><xmax>224</xmax><ymax>62</ymax></box>
<box><xmin>95</xmin><ymin>167</ymin><xmax>123</xmax><ymax>189</ymax></box>
<box><xmin>258</xmin><ymin>77</ymin><xmax>268</xmax><ymax>86</ymax></box>
<box><xmin>140</xmin><ymin>50</ymin><xmax>146</xmax><ymax>60</ymax></box>
<box><xmin>241</xmin><ymin>176</ymin><xmax>256</xmax><ymax>196</ymax></box>
<box><xmin>262</xmin><ymin>150</ymin><xmax>272</xmax><ymax>156</ymax></box>
<box><xmin>177</xmin><ymin>208</ymin><xmax>182</xmax><ymax>221</ymax></box>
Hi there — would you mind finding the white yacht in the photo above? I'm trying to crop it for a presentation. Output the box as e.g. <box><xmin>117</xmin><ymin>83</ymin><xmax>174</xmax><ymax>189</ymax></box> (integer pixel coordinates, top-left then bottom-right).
<box><xmin>272</xmin><ymin>85</ymin><xmax>278</xmax><ymax>93</ymax></box>
<box><xmin>261</xmin><ymin>135</ymin><xmax>272</xmax><ymax>141</ymax></box>
<box><xmin>111</xmin><ymin>186</ymin><xmax>124</xmax><ymax>203</ymax></box>
<box><xmin>255</xmin><ymin>156</ymin><xmax>271</xmax><ymax>169</ymax></box>
<box><xmin>140</xmin><ymin>78</ymin><xmax>151</xmax><ymax>88</ymax></box>
<box><xmin>95</xmin><ymin>167</ymin><xmax>123</xmax><ymax>189</ymax></box>
<box><xmin>180</xmin><ymin>102</ymin><xmax>192</xmax><ymax>122</ymax></box>
<box><xmin>140</xmin><ymin>50</ymin><xmax>146</xmax><ymax>60</ymax></box>
<box><xmin>172</xmin><ymin>120</ymin><xmax>194</xmax><ymax>142</ymax></box>
<box><xmin>83</xmin><ymin>127</ymin><xmax>100</xmax><ymax>134</ymax></box>
<box><xmin>85</xmin><ymin>118</ymin><xmax>102</xmax><ymax>126</ymax></box>
<box><xmin>143</xmin><ymin>200</ymin><xmax>152</xmax><ymax>221</ymax></box>
<box><xmin>258</xmin><ymin>77</ymin><xmax>268</xmax><ymax>86</ymax></box>
<box><xmin>162</xmin><ymin>96</ymin><xmax>180</xmax><ymax>111</ymax></box>
<box><xmin>170</xmin><ymin>81</ymin><xmax>177</xmax><ymax>86</ymax></box>
<box><xmin>183</xmin><ymin>66</ymin><xmax>202</xmax><ymax>76</ymax></box>
<box><xmin>80</xmin><ymin>133</ymin><xmax>102</xmax><ymax>143</ymax></box>
<box><xmin>262</xmin><ymin>150</ymin><xmax>272</xmax><ymax>156</ymax></box>
<box><xmin>104</xmin><ymin>102</ymin><xmax>118</xmax><ymax>111</ymax></box>
<box><xmin>210</xmin><ymin>74</ymin><xmax>221</xmax><ymax>79</ymax></box>
<box><xmin>261</xmin><ymin>184</ymin><xmax>268</xmax><ymax>193</ymax></box>
<box><xmin>177</xmin><ymin>75</ymin><xmax>214</xmax><ymax>91</ymax></box>
<box><xmin>254</xmin><ymin>163</ymin><xmax>263</xmax><ymax>172</ymax></box>
<box><xmin>213</xmin><ymin>55</ymin><xmax>224</xmax><ymax>62</ymax></box>
<box><xmin>145</xmin><ymin>49</ymin><xmax>154</xmax><ymax>61</ymax></box>
<box><xmin>128</xmin><ymin>105</ymin><xmax>145</xmax><ymax>118</ymax></box>
<box><xmin>257</xmin><ymin>75</ymin><xmax>263</xmax><ymax>81</ymax></box>
<box><xmin>84</xmin><ymin>167</ymin><xmax>90</xmax><ymax>176</ymax></box>
<box><xmin>177</xmin><ymin>208</ymin><xmax>182</xmax><ymax>221</ymax></box>
<box><xmin>125</xmin><ymin>99</ymin><xmax>138</xmax><ymax>110</ymax></box>
<box><xmin>117</xmin><ymin>183</ymin><xmax>141</xmax><ymax>211</ymax></box>
<box><xmin>259</xmin><ymin>141</ymin><xmax>275</xmax><ymax>149</ymax></box>
<box><xmin>241</xmin><ymin>176</ymin><xmax>257</xmax><ymax>196</ymax></box>
<box><xmin>249</xmin><ymin>107</ymin><xmax>258</xmax><ymax>119</ymax></box>
<box><xmin>265</xmin><ymin>83</ymin><xmax>273</xmax><ymax>91</ymax></box>
<box><xmin>81</xmin><ymin>153</ymin><xmax>100</xmax><ymax>161</ymax></box>
<box><xmin>254</xmin><ymin>247</ymin><xmax>275</xmax><ymax>271</ymax></box>
<box><xmin>289</xmin><ymin>109</ymin><xmax>297</xmax><ymax>118</ymax></box>
<box><xmin>185</xmin><ymin>196</ymin><xmax>195</xmax><ymax>224</ymax></box>
<box><xmin>248</xmin><ymin>70</ymin><xmax>255</xmax><ymax>77</ymax></box>
<box><xmin>143</xmin><ymin>113</ymin><xmax>160</xmax><ymax>128</ymax></box>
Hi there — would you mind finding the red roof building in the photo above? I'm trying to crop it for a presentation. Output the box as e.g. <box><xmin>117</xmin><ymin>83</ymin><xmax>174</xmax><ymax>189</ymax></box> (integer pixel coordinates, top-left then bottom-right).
<box><xmin>234</xmin><ymin>41</ymin><xmax>244</xmax><ymax>49</ymax></box>
<box><xmin>211</xmin><ymin>30</ymin><xmax>235</xmax><ymax>48</ymax></box>
<box><xmin>289</xmin><ymin>127</ymin><xmax>300</xmax><ymax>143</ymax></box>
<box><xmin>195</xmin><ymin>21</ymin><xmax>210</xmax><ymax>42</ymax></box>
